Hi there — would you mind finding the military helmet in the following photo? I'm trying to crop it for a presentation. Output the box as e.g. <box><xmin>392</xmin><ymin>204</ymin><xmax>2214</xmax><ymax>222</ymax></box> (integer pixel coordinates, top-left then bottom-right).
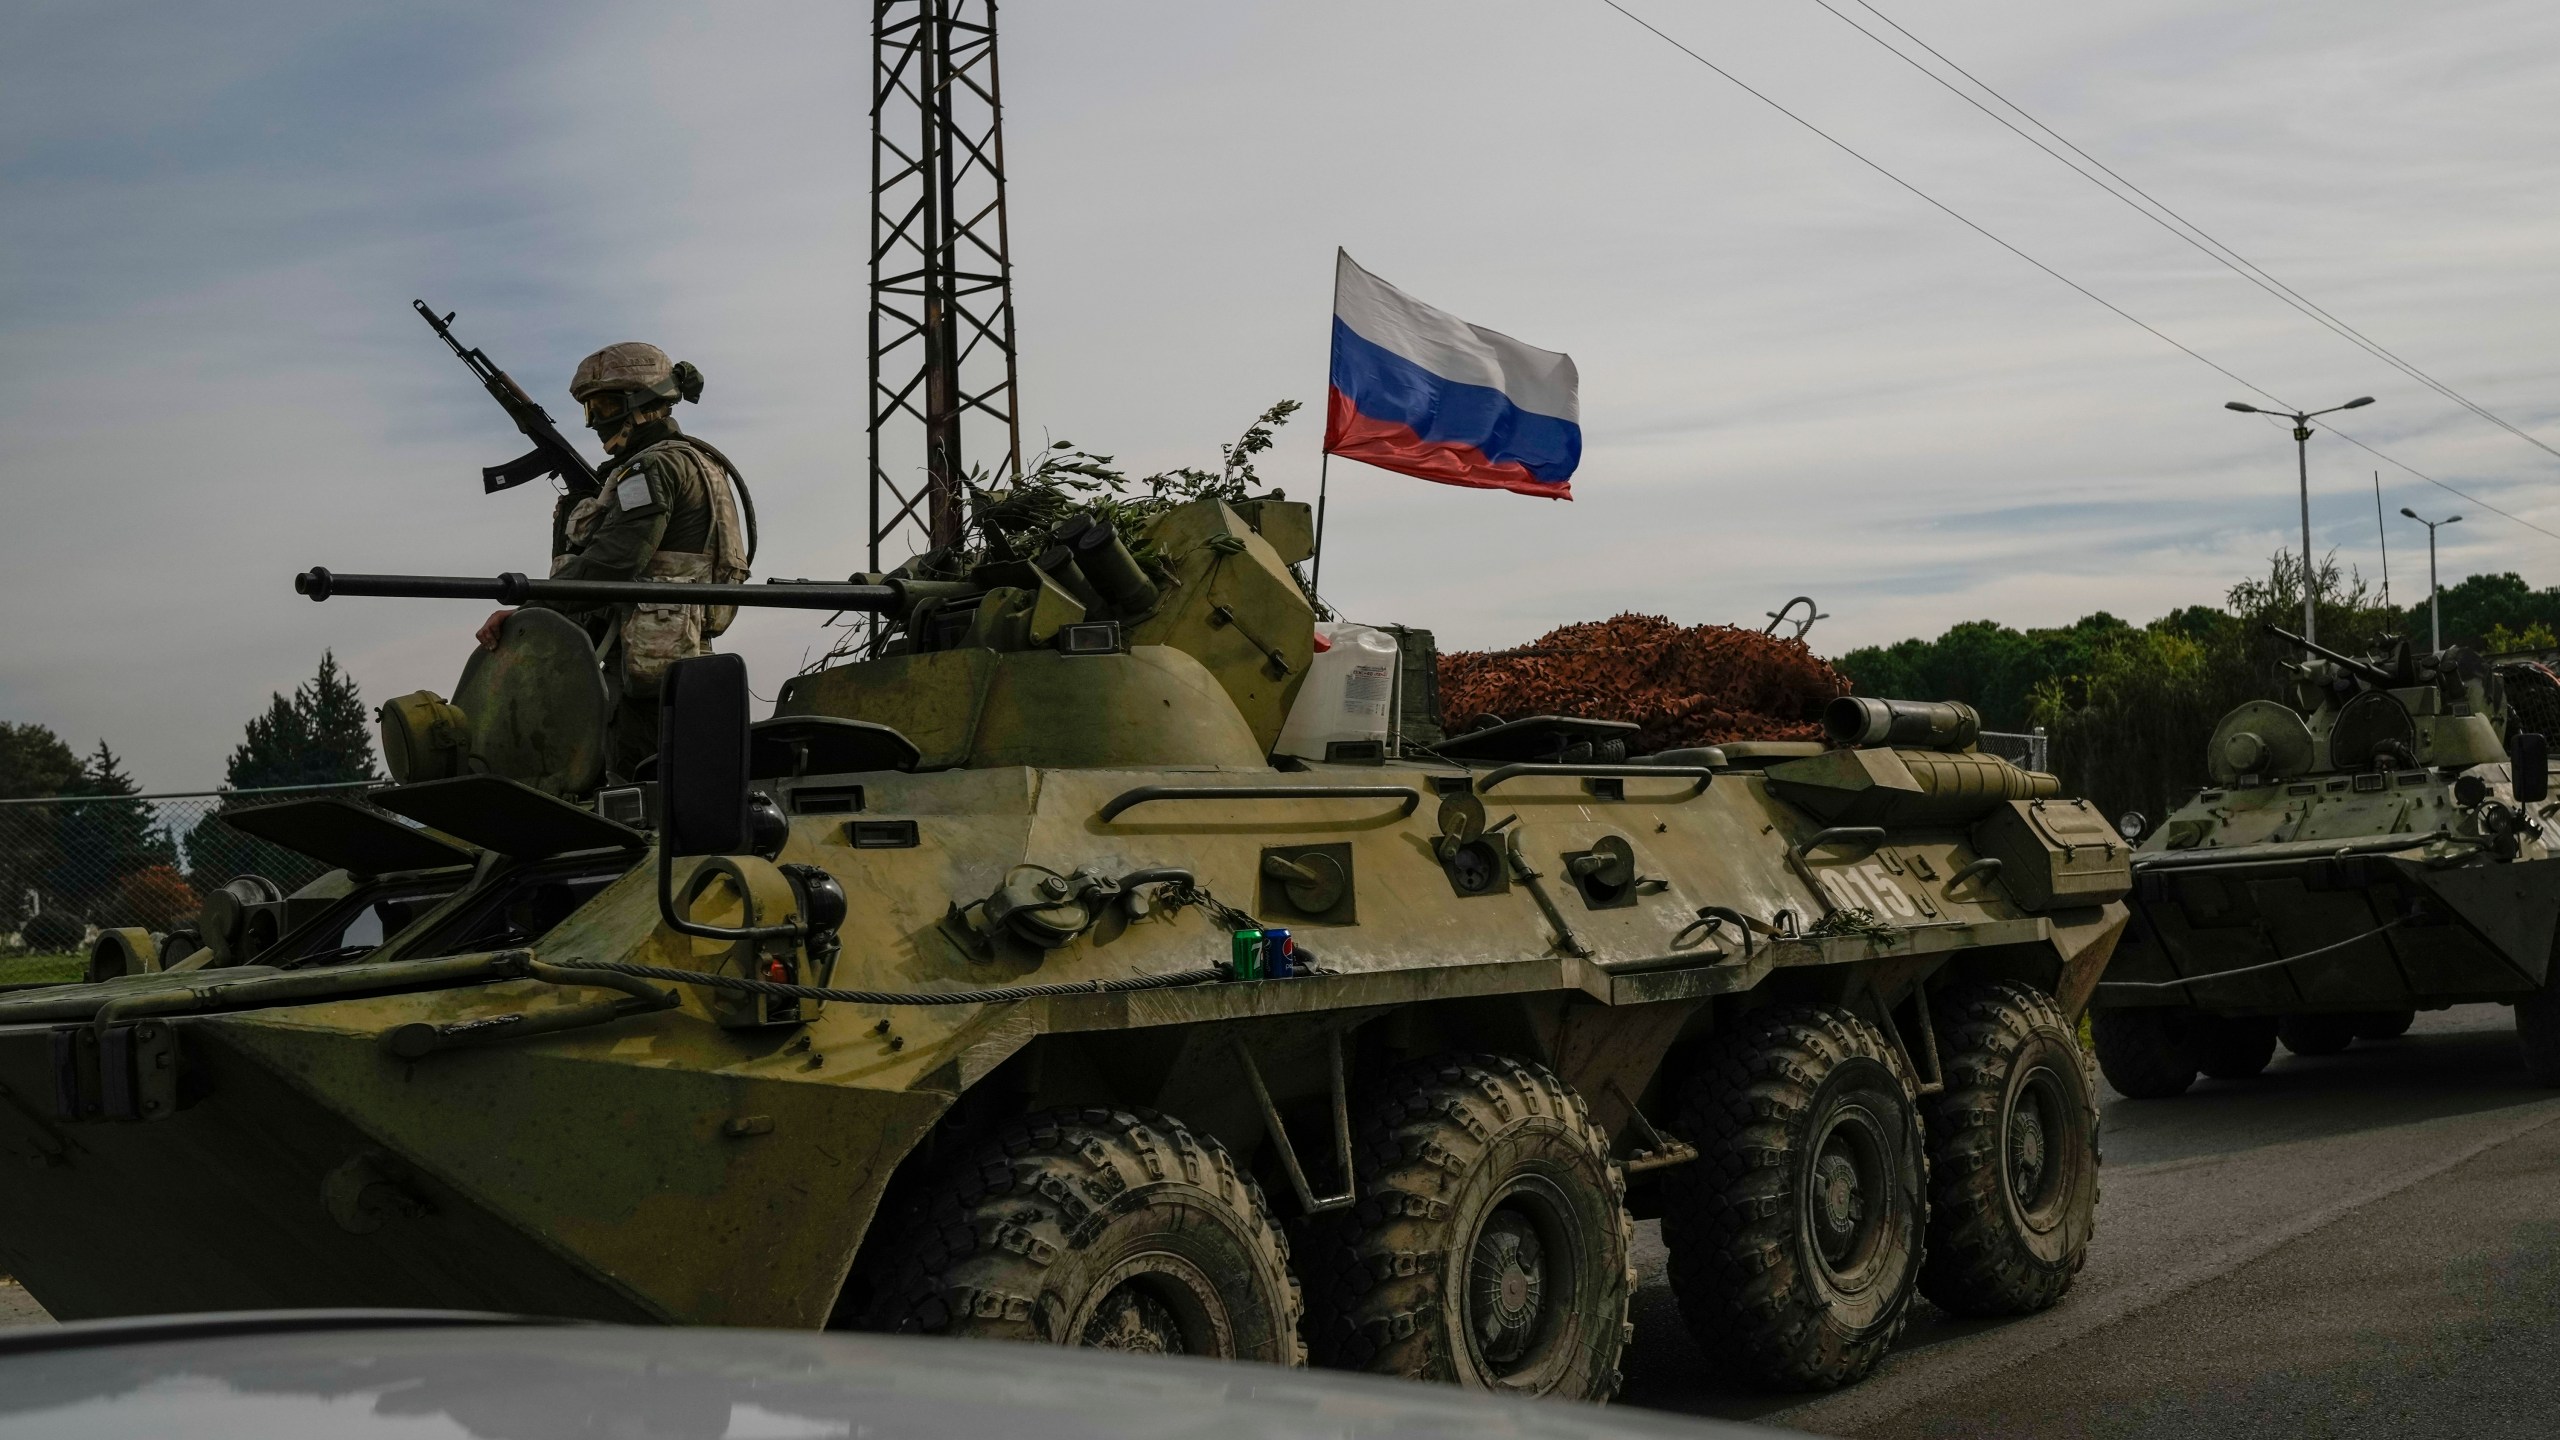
<box><xmin>571</xmin><ymin>342</ymin><xmax>684</xmax><ymax>404</ymax></box>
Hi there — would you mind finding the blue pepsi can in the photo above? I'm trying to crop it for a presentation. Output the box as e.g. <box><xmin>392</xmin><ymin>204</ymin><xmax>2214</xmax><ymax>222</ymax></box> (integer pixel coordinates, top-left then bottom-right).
<box><xmin>1260</xmin><ymin>927</ymin><xmax>1296</xmax><ymax>978</ymax></box>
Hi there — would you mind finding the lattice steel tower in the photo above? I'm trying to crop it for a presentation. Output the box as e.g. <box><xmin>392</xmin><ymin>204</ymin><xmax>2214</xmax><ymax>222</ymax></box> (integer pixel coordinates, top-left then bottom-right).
<box><xmin>869</xmin><ymin>0</ymin><xmax>1022</xmax><ymax>568</ymax></box>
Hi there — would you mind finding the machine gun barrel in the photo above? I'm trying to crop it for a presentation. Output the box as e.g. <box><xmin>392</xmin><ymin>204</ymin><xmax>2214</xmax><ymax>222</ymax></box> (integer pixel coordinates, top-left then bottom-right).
<box><xmin>2262</xmin><ymin>622</ymin><xmax>2396</xmax><ymax>687</ymax></box>
<box><xmin>296</xmin><ymin>568</ymin><xmax>905</xmax><ymax>613</ymax></box>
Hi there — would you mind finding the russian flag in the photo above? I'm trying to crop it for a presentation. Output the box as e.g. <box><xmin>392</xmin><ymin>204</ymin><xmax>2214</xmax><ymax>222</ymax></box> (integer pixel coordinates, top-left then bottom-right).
<box><xmin>1325</xmin><ymin>250</ymin><xmax>1581</xmax><ymax>500</ymax></box>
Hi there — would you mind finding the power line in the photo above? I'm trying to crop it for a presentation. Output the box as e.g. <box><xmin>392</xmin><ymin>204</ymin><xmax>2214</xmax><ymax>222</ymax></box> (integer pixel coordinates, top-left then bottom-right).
<box><xmin>1593</xmin><ymin>0</ymin><xmax>2286</xmax><ymax>408</ymax></box>
<box><xmin>1824</xmin><ymin>0</ymin><xmax>2560</xmax><ymax>470</ymax></box>
<box><xmin>1594</xmin><ymin>0</ymin><xmax>2558</xmax><ymax>543</ymax></box>
<box><xmin>2323</xmin><ymin>424</ymin><xmax>2560</xmax><ymax>542</ymax></box>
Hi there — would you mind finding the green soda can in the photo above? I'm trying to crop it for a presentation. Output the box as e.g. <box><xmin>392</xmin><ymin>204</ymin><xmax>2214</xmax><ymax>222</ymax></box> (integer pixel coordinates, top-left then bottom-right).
<box><xmin>1229</xmin><ymin>929</ymin><xmax>1265</xmax><ymax>980</ymax></box>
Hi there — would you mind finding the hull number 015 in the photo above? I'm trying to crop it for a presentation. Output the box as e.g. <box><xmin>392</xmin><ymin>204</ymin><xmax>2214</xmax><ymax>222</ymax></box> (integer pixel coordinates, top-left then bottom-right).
<box><xmin>1813</xmin><ymin>861</ymin><xmax>1917</xmax><ymax>919</ymax></box>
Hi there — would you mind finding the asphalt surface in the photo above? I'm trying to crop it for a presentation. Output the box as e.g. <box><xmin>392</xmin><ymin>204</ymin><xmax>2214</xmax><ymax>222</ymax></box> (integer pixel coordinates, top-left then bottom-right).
<box><xmin>6</xmin><ymin>1006</ymin><xmax>2556</xmax><ymax>1438</ymax></box>
<box><xmin>1618</xmin><ymin>1003</ymin><xmax>2560</xmax><ymax>1437</ymax></box>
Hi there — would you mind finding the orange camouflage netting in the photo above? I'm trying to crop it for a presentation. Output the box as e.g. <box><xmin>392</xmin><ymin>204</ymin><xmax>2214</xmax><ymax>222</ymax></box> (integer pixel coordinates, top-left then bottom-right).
<box><xmin>1437</xmin><ymin>613</ymin><xmax>1849</xmax><ymax>752</ymax></box>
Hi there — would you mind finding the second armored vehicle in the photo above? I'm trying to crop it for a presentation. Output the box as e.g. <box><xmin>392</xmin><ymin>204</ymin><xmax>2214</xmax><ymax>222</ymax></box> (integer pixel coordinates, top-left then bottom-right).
<box><xmin>2092</xmin><ymin>627</ymin><xmax>2560</xmax><ymax>1096</ymax></box>
<box><xmin>2</xmin><ymin>492</ymin><xmax>2129</xmax><ymax>1396</ymax></box>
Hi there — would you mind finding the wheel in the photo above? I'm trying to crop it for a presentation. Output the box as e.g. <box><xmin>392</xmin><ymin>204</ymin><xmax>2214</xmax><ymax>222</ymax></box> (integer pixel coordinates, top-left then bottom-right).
<box><xmin>2353</xmin><ymin>1010</ymin><xmax>2416</xmax><ymax>1041</ymax></box>
<box><xmin>1301</xmin><ymin>1055</ymin><xmax>1631</xmax><ymax>1400</ymax></box>
<box><xmin>859</xmin><ymin>1107</ymin><xmax>1304</xmax><ymax>1363</ymax></box>
<box><xmin>2278</xmin><ymin>1014</ymin><xmax>2359</xmax><ymax>1057</ymax></box>
<box><xmin>2518</xmin><ymin>984</ymin><xmax>2560</xmax><ymax>1086</ymax></box>
<box><xmin>1661</xmin><ymin>1005</ymin><xmax>1926</xmax><ymax>1391</ymax></box>
<box><xmin>2191</xmin><ymin>1014</ymin><xmax>2279</xmax><ymax>1080</ymax></box>
<box><xmin>1919</xmin><ymin>983</ymin><xmax>2101</xmax><ymax>1317</ymax></box>
<box><xmin>2089</xmin><ymin>1008</ymin><xmax>2198</xmax><ymax>1098</ymax></box>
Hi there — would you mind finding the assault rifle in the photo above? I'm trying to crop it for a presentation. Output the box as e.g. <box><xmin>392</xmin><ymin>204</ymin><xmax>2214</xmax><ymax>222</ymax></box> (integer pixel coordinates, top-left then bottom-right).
<box><xmin>414</xmin><ymin>299</ymin><xmax>600</xmax><ymax>499</ymax></box>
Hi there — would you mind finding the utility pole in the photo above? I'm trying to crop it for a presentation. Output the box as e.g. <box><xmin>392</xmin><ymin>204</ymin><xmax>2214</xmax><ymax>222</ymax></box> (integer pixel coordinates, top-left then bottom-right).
<box><xmin>2400</xmin><ymin>507</ymin><xmax>2462</xmax><ymax>651</ymax></box>
<box><xmin>870</xmin><ymin>0</ymin><xmax>1022</xmax><ymax>570</ymax></box>
<box><xmin>2225</xmin><ymin>395</ymin><xmax>2374</xmax><ymax>645</ymax></box>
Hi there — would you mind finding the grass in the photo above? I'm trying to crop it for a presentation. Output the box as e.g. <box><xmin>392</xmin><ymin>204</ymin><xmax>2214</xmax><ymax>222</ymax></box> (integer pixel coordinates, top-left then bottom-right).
<box><xmin>0</xmin><ymin>952</ymin><xmax>83</xmax><ymax>988</ymax></box>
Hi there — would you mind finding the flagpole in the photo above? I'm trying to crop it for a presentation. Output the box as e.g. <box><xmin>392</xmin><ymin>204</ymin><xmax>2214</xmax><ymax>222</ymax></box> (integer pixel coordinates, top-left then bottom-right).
<box><xmin>1311</xmin><ymin>450</ymin><xmax>1332</xmax><ymax>600</ymax></box>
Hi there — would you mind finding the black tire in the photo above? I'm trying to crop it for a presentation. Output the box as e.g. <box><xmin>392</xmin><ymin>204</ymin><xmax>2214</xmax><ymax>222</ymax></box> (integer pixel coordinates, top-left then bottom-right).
<box><xmin>1919</xmin><ymin>983</ymin><xmax>2101</xmax><ymax>1318</ymax></box>
<box><xmin>2353</xmin><ymin>1009</ymin><xmax>2417</xmax><ymax>1041</ymax></box>
<box><xmin>2090</xmin><ymin>1008</ymin><xmax>2198</xmax><ymax>1098</ymax></box>
<box><xmin>1661</xmin><ymin>1005</ymin><xmax>1927</xmax><ymax>1391</ymax></box>
<box><xmin>2278</xmin><ymin>1014</ymin><xmax>2359</xmax><ymax>1057</ymax></box>
<box><xmin>2518</xmin><ymin>985</ymin><xmax>2560</xmax><ymax>1086</ymax></box>
<box><xmin>860</xmin><ymin>1107</ymin><xmax>1304</xmax><ymax>1363</ymax></box>
<box><xmin>1302</xmin><ymin>1055</ymin><xmax>1631</xmax><ymax>1400</ymax></box>
<box><xmin>2191</xmin><ymin>1014</ymin><xmax>2280</xmax><ymax>1080</ymax></box>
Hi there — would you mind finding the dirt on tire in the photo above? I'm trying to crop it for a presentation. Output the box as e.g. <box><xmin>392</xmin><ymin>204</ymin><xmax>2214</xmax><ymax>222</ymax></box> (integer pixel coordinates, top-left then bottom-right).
<box><xmin>1919</xmin><ymin>982</ymin><xmax>2100</xmax><ymax>1317</ymax></box>
<box><xmin>1300</xmin><ymin>1054</ymin><xmax>1632</xmax><ymax>1400</ymax></box>
<box><xmin>858</xmin><ymin>1106</ymin><xmax>1303</xmax><ymax>1363</ymax></box>
<box><xmin>1661</xmin><ymin>1004</ymin><xmax>1928</xmax><ymax>1391</ymax></box>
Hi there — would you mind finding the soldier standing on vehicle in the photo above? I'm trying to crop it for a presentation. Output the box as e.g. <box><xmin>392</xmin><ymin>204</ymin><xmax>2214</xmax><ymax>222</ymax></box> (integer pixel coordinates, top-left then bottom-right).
<box><xmin>475</xmin><ymin>342</ymin><xmax>754</xmax><ymax>779</ymax></box>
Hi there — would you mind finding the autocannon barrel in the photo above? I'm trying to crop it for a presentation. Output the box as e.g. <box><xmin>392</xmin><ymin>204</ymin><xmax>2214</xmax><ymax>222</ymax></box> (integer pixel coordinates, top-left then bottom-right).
<box><xmin>1824</xmin><ymin>696</ymin><xmax>1982</xmax><ymax>751</ymax></box>
<box><xmin>2262</xmin><ymin>622</ymin><xmax>2396</xmax><ymax>688</ymax></box>
<box><xmin>295</xmin><ymin>567</ymin><xmax>906</xmax><ymax>613</ymax></box>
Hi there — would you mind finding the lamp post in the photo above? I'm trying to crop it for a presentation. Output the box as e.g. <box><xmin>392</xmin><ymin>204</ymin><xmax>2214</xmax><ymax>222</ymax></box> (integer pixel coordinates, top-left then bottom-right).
<box><xmin>2226</xmin><ymin>395</ymin><xmax>2376</xmax><ymax>644</ymax></box>
<box><xmin>2399</xmin><ymin>507</ymin><xmax>2462</xmax><ymax>651</ymax></box>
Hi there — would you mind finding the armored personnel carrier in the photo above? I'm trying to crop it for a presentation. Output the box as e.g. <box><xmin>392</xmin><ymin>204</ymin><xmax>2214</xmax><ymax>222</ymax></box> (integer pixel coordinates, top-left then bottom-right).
<box><xmin>2091</xmin><ymin>627</ymin><xmax>2560</xmax><ymax>1097</ymax></box>
<box><xmin>0</xmin><ymin>492</ymin><xmax>2130</xmax><ymax>1396</ymax></box>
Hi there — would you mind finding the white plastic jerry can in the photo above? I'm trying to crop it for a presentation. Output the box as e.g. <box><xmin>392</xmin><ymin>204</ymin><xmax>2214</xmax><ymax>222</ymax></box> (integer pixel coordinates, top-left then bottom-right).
<box><xmin>1275</xmin><ymin>622</ymin><xmax>1401</xmax><ymax>761</ymax></box>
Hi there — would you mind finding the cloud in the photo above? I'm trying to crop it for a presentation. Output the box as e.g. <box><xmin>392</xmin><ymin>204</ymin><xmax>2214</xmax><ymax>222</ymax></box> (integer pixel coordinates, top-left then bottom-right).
<box><xmin>5</xmin><ymin>0</ymin><xmax>2560</xmax><ymax>788</ymax></box>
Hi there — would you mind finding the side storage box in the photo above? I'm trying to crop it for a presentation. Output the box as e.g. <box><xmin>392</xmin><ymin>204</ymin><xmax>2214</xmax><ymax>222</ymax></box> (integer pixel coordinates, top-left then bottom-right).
<box><xmin>1970</xmin><ymin>797</ymin><xmax>2131</xmax><ymax>911</ymax></box>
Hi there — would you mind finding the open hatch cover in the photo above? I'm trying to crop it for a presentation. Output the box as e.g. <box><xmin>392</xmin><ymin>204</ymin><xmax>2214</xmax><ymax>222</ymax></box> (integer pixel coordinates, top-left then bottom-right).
<box><xmin>218</xmin><ymin>797</ymin><xmax>474</xmax><ymax>876</ymax></box>
<box><xmin>372</xmin><ymin>775</ymin><xmax>645</xmax><ymax>859</ymax></box>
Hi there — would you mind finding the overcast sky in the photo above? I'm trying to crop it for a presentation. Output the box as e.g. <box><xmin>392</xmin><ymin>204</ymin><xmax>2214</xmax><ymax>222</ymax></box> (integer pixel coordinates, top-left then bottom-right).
<box><xmin>6</xmin><ymin>0</ymin><xmax>2559</xmax><ymax>789</ymax></box>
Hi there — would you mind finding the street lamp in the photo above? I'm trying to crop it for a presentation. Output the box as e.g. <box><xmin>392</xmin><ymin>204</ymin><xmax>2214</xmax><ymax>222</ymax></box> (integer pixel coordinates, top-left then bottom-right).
<box><xmin>2226</xmin><ymin>395</ymin><xmax>2376</xmax><ymax>644</ymax></box>
<box><xmin>2399</xmin><ymin>507</ymin><xmax>2462</xmax><ymax>651</ymax></box>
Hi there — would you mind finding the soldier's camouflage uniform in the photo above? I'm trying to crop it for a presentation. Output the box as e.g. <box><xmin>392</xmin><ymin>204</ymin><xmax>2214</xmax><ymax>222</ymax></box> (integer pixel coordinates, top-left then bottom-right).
<box><xmin>539</xmin><ymin>415</ymin><xmax>750</xmax><ymax>778</ymax></box>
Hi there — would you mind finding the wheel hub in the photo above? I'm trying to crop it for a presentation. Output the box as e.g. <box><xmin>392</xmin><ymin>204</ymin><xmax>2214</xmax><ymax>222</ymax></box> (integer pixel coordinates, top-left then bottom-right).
<box><xmin>1078</xmin><ymin>1281</ymin><xmax>1188</xmax><ymax>1355</ymax></box>
<box><xmin>1466</xmin><ymin>1208</ymin><xmax>1547</xmax><ymax>1366</ymax></box>
<box><xmin>2008</xmin><ymin>1099</ymin><xmax>2048</xmax><ymax>1205</ymax></box>
<box><xmin>1813</xmin><ymin>1148</ymin><xmax>1866</xmax><ymax>1258</ymax></box>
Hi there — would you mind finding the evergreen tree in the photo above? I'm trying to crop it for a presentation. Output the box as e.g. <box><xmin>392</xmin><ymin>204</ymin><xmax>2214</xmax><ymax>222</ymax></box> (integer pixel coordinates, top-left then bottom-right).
<box><xmin>196</xmin><ymin>653</ymin><xmax>379</xmax><ymax>893</ymax></box>
<box><xmin>46</xmin><ymin>741</ymin><xmax>174</xmax><ymax>916</ymax></box>
<box><xmin>224</xmin><ymin>652</ymin><xmax>380</xmax><ymax>790</ymax></box>
<box><xmin>301</xmin><ymin>652</ymin><xmax>378</xmax><ymax>782</ymax></box>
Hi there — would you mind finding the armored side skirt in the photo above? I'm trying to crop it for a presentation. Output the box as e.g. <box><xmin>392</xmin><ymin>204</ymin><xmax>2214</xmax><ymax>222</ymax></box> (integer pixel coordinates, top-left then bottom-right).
<box><xmin>2105</xmin><ymin>852</ymin><xmax>2560</xmax><ymax>1013</ymax></box>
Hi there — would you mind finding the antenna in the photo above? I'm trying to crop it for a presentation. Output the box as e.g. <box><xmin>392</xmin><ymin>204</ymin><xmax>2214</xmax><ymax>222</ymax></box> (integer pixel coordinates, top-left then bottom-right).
<box><xmin>2373</xmin><ymin>470</ymin><xmax>2389</xmax><ymax>608</ymax></box>
<box><xmin>869</xmin><ymin>0</ymin><xmax>1023</xmax><ymax>570</ymax></box>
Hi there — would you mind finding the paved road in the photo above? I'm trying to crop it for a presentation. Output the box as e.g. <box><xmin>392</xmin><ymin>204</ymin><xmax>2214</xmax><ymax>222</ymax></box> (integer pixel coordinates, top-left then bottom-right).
<box><xmin>1618</xmin><ymin>1003</ymin><xmax>2560</xmax><ymax>1436</ymax></box>
<box><xmin>8</xmin><ymin>1006</ymin><xmax>2557</xmax><ymax>1439</ymax></box>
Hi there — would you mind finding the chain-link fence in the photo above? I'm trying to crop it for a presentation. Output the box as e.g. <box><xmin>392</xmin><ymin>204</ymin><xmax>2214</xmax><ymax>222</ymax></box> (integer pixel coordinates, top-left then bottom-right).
<box><xmin>1979</xmin><ymin>727</ymin><xmax>2051</xmax><ymax>775</ymax></box>
<box><xmin>0</xmin><ymin>782</ymin><xmax>381</xmax><ymax>956</ymax></box>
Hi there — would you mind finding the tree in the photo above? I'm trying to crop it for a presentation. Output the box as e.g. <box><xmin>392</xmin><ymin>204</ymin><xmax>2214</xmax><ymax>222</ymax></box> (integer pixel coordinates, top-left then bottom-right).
<box><xmin>44</xmin><ymin>741</ymin><xmax>176</xmax><ymax>923</ymax></box>
<box><xmin>0</xmin><ymin>722</ymin><xmax>84</xmax><ymax>800</ymax></box>
<box><xmin>0</xmin><ymin>722</ymin><xmax>86</xmax><ymax>932</ymax></box>
<box><xmin>191</xmin><ymin>653</ymin><xmax>380</xmax><ymax>895</ymax></box>
<box><xmin>1832</xmin><ymin>613</ymin><xmax>2133</xmax><ymax>732</ymax></box>
<box><xmin>2396</xmin><ymin>571</ymin><xmax>2560</xmax><ymax>652</ymax></box>
<box><xmin>2029</xmin><ymin>552</ymin><xmax>2402</xmax><ymax>823</ymax></box>
<box><xmin>226</xmin><ymin>652</ymin><xmax>379</xmax><ymax>790</ymax></box>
